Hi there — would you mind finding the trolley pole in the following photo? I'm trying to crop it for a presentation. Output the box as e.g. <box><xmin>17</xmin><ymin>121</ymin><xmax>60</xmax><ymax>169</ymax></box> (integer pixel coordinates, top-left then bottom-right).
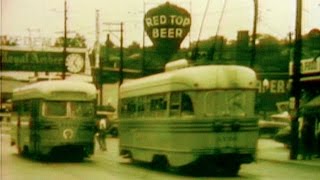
<box><xmin>290</xmin><ymin>0</ymin><xmax>302</xmax><ymax>160</ymax></box>
<box><xmin>119</xmin><ymin>22</ymin><xmax>124</xmax><ymax>86</ymax></box>
<box><xmin>62</xmin><ymin>0</ymin><xmax>67</xmax><ymax>80</ymax></box>
<box><xmin>250</xmin><ymin>0</ymin><xmax>258</xmax><ymax>68</ymax></box>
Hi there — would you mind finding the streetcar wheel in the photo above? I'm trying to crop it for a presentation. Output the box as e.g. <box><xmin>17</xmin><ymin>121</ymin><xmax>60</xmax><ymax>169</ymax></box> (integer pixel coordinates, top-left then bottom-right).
<box><xmin>18</xmin><ymin>145</ymin><xmax>29</xmax><ymax>157</ymax></box>
<box><xmin>227</xmin><ymin>163</ymin><xmax>240</xmax><ymax>176</ymax></box>
<box><xmin>151</xmin><ymin>155</ymin><xmax>169</xmax><ymax>171</ymax></box>
<box><xmin>110</xmin><ymin>128</ymin><xmax>118</xmax><ymax>137</ymax></box>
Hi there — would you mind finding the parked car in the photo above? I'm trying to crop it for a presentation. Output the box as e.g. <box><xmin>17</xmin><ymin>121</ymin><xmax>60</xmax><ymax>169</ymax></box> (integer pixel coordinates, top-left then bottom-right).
<box><xmin>258</xmin><ymin>111</ymin><xmax>290</xmax><ymax>137</ymax></box>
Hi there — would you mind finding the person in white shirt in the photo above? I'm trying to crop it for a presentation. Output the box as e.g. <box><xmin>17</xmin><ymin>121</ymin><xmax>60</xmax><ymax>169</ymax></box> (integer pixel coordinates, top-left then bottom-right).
<box><xmin>96</xmin><ymin>116</ymin><xmax>109</xmax><ymax>151</ymax></box>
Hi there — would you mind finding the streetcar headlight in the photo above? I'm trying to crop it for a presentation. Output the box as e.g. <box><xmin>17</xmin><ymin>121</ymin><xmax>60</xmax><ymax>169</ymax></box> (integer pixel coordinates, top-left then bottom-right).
<box><xmin>212</xmin><ymin>122</ymin><xmax>223</xmax><ymax>132</ymax></box>
<box><xmin>231</xmin><ymin>121</ymin><xmax>241</xmax><ymax>132</ymax></box>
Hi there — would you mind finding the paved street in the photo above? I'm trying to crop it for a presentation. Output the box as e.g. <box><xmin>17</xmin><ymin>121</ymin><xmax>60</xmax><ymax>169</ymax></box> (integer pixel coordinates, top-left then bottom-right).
<box><xmin>1</xmin><ymin>131</ymin><xmax>320</xmax><ymax>180</ymax></box>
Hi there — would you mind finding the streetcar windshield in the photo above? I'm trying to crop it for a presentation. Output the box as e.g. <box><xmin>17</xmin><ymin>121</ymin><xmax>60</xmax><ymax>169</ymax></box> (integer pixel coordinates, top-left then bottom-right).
<box><xmin>43</xmin><ymin>101</ymin><xmax>95</xmax><ymax>117</ymax></box>
<box><xmin>204</xmin><ymin>90</ymin><xmax>255</xmax><ymax>117</ymax></box>
<box><xmin>70</xmin><ymin>101</ymin><xmax>95</xmax><ymax>117</ymax></box>
<box><xmin>43</xmin><ymin>101</ymin><xmax>67</xmax><ymax>117</ymax></box>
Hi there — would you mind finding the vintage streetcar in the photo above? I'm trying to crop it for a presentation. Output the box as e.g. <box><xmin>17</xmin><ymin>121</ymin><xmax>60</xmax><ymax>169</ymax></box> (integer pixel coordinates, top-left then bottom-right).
<box><xmin>10</xmin><ymin>80</ymin><xmax>97</xmax><ymax>160</ymax></box>
<box><xmin>118</xmin><ymin>60</ymin><xmax>259</xmax><ymax>175</ymax></box>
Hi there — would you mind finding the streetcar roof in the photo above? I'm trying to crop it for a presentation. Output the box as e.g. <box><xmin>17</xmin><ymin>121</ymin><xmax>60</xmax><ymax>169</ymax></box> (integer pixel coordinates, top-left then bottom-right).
<box><xmin>12</xmin><ymin>80</ymin><xmax>96</xmax><ymax>101</ymax></box>
<box><xmin>120</xmin><ymin>65</ymin><xmax>257</xmax><ymax>98</ymax></box>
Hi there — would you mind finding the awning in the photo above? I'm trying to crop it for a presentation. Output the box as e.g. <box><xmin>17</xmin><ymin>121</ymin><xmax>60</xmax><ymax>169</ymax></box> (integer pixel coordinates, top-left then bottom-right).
<box><xmin>301</xmin><ymin>95</ymin><xmax>320</xmax><ymax>113</ymax></box>
<box><xmin>303</xmin><ymin>95</ymin><xmax>320</xmax><ymax>108</ymax></box>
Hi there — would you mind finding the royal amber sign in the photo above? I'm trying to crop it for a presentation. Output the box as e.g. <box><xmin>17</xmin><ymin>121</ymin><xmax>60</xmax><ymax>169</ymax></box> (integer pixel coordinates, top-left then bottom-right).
<box><xmin>144</xmin><ymin>2</ymin><xmax>191</xmax><ymax>59</ymax></box>
<box><xmin>1</xmin><ymin>46</ymin><xmax>86</xmax><ymax>73</ymax></box>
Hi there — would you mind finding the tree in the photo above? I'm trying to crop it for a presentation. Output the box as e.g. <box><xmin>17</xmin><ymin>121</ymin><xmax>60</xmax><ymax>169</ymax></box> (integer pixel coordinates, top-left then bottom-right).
<box><xmin>127</xmin><ymin>41</ymin><xmax>140</xmax><ymax>55</ymax></box>
<box><xmin>105</xmin><ymin>37</ymin><xmax>115</xmax><ymax>48</ymax></box>
<box><xmin>304</xmin><ymin>28</ymin><xmax>320</xmax><ymax>54</ymax></box>
<box><xmin>54</xmin><ymin>33</ymin><xmax>87</xmax><ymax>48</ymax></box>
<box><xmin>1</xmin><ymin>36</ymin><xmax>18</xmax><ymax>46</ymax></box>
<box><xmin>255</xmin><ymin>34</ymin><xmax>288</xmax><ymax>72</ymax></box>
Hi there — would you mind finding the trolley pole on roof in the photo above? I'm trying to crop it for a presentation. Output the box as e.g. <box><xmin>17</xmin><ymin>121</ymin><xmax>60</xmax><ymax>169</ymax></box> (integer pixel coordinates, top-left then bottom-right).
<box><xmin>290</xmin><ymin>0</ymin><xmax>302</xmax><ymax>160</ymax></box>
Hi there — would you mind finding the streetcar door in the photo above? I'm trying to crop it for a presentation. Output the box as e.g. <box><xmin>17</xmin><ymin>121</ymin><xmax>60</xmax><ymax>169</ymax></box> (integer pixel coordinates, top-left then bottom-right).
<box><xmin>30</xmin><ymin>100</ymin><xmax>40</xmax><ymax>154</ymax></box>
<box><xmin>17</xmin><ymin>106</ymin><xmax>21</xmax><ymax>153</ymax></box>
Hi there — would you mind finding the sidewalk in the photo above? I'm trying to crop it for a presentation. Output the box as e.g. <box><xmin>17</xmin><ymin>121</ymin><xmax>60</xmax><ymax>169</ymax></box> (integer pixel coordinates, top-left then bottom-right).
<box><xmin>257</xmin><ymin>138</ymin><xmax>320</xmax><ymax>167</ymax></box>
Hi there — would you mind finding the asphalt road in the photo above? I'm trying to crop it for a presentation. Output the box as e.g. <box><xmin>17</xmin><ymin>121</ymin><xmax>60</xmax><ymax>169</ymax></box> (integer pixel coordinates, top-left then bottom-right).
<box><xmin>1</xmin><ymin>134</ymin><xmax>320</xmax><ymax>180</ymax></box>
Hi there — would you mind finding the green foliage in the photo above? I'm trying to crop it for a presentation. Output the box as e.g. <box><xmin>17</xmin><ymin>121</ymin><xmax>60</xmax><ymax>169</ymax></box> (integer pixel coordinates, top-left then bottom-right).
<box><xmin>54</xmin><ymin>33</ymin><xmax>87</xmax><ymax>48</ymax></box>
<box><xmin>92</xmin><ymin>30</ymin><xmax>320</xmax><ymax>79</ymax></box>
<box><xmin>1</xmin><ymin>36</ymin><xmax>18</xmax><ymax>46</ymax></box>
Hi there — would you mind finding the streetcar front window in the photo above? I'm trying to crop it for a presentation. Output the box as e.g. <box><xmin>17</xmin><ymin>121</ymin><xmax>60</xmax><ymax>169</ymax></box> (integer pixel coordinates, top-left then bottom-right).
<box><xmin>70</xmin><ymin>102</ymin><xmax>95</xmax><ymax>117</ymax></box>
<box><xmin>43</xmin><ymin>101</ymin><xmax>67</xmax><ymax>117</ymax></box>
<box><xmin>204</xmin><ymin>90</ymin><xmax>255</xmax><ymax>117</ymax></box>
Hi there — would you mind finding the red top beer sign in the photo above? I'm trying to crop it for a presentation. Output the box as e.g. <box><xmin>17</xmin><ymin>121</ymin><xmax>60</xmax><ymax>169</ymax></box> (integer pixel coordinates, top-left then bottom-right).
<box><xmin>145</xmin><ymin>14</ymin><xmax>191</xmax><ymax>39</ymax></box>
<box><xmin>144</xmin><ymin>2</ymin><xmax>191</xmax><ymax>59</ymax></box>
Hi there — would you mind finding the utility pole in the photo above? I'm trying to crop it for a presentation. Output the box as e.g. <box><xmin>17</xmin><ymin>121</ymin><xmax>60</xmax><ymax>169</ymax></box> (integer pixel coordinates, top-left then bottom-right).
<box><xmin>290</xmin><ymin>0</ymin><xmax>302</xmax><ymax>160</ymax></box>
<box><xmin>27</xmin><ymin>28</ymin><xmax>40</xmax><ymax>77</ymax></box>
<box><xmin>95</xmin><ymin>9</ymin><xmax>100</xmax><ymax>68</ymax></box>
<box><xmin>103</xmin><ymin>22</ymin><xmax>124</xmax><ymax>86</ymax></box>
<box><xmin>62</xmin><ymin>0</ymin><xmax>67</xmax><ymax>80</ymax></box>
<box><xmin>95</xmin><ymin>9</ymin><xmax>102</xmax><ymax>105</ymax></box>
<box><xmin>250</xmin><ymin>0</ymin><xmax>258</xmax><ymax>68</ymax></box>
<box><xmin>142</xmin><ymin>1</ymin><xmax>146</xmax><ymax>77</ymax></box>
<box><xmin>119</xmin><ymin>22</ymin><xmax>124</xmax><ymax>86</ymax></box>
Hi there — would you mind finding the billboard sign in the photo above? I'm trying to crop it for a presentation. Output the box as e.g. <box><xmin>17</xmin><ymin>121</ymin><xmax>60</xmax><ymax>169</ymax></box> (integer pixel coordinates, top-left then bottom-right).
<box><xmin>1</xmin><ymin>46</ymin><xmax>87</xmax><ymax>73</ymax></box>
<box><xmin>144</xmin><ymin>2</ymin><xmax>191</xmax><ymax>59</ymax></box>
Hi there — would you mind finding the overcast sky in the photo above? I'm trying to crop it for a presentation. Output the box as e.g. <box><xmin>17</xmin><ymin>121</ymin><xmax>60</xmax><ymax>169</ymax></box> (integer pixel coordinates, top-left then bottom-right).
<box><xmin>1</xmin><ymin>0</ymin><xmax>320</xmax><ymax>47</ymax></box>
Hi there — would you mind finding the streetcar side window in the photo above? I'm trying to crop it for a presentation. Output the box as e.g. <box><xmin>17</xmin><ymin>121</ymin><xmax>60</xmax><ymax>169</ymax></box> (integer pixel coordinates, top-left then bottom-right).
<box><xmin>120</xmin><ymin>98</ymin><xmax>136</xmax><ymax>118</ymax></box>
<box><xmin>170</xmin><ymin>92</ymin><xmax>181</xmax><ymax>116</ymax></box>
<box><xmin>181</xmin><ymin>93</ymin><xmax>194</xmax><ymax>115</ymax></box>
<box><xmin>149</xmin><ymin>94</ymin><xmax>167</xmax><ymax>117</ymax></box>
<box><xmin>136</xmin><ymin>97</ymin><xmax>145</xmax><ymax>117</ymax></box>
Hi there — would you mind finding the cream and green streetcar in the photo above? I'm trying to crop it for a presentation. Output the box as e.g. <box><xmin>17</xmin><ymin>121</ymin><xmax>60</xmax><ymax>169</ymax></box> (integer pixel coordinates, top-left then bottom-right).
<box><xmin>118</xmin><ymin>60</ymin><xmax>259</xmax><ymax>175</ymax></box>
<box><xmin>11</xmin><ymin>80</ymin><xmax>97</xmax><ymax>160</ymax></box>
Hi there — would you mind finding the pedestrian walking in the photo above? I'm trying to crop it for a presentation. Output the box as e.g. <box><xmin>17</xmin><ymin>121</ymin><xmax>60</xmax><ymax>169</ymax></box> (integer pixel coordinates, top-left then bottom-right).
<box><xmin>96</xmin><ymin>115</ymin><xmax>110</xmax><ymax>151</ymax></box>
<box><xmin>301</xmin><ymin>116</ymin><xmax>315</xmax><ymax>160</ymax></box>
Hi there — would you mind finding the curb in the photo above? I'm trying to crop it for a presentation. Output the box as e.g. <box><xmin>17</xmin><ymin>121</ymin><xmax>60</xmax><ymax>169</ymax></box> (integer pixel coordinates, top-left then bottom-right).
<box><xmin>258</xmin><ymin>157</ymin><xmax>320</xmax><ymax>167</ymax></box>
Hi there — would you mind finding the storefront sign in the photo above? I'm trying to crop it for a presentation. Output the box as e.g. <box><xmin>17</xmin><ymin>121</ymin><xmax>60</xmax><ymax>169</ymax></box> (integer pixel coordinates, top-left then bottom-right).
<box><xmin>1</xmin><ymin>46</ymin><xmax>86</xmax><ymax>73</ymax></box>
<box><xmin>289</xmin><ymin>58</ymin><xmax>320</xmax><ymax>76</ymax></box>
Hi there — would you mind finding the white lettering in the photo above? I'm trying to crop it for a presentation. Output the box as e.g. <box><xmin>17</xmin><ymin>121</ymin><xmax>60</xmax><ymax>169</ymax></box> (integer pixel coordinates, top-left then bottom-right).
<box><xmin>277</xmin><ymin>80</ymin><xmax>285</xmax><ymax>93</ymax></box>
<box><xmin>145</xmin><ymin>18</ymin><xmax>153</xmax><ymax>27</ymax></box>
<box><xmin>175</xmin><ymin>28</ymin><xmax>183</xmax><ymax>38</ymax></box>
<box><xmin>151</xmin><ymin>28</ymin><xmax>185</xmax><ymax>38</ymax></box>
<box><xmin>152</xmin><ymin>16</ymin><xmax>159</xmax><ymax>26</ymax></box>
<box><xmin>269</xmin><ymin>80</ymin><xmax>277</xmax><ymax>93</ymax></box>
<box><xmin>167</xmin><ymin>28</ymin><xmax>175</xmax><ymax>38</ymax></box>
<box><xmin>152</xmin><ymin>29</ymin><xmax>159</xmax><ymax>38</ymax></box>
<box><xmin>160</xmin><ymin>28</ymin><xmax>167</xmax><ymax>38</ymax></box>
<box><xmin>175</xmin><ymin>16</ymin><xmax>184</xmax><ymax>25</ymax></box>
<box><xmin>183</xmin><ymin>18</ymin><xmax>191</xmax><ymax>26</ymax></box>
<box><xmin>160</xmin><ymin>15</ymin><xmax>167</xmax><ymax>25</ymax></box>
<box><xmin>146</xmin><ymin>15</ymin><xmax>191</xmax><ymax>27</ymax></box>
<box><xmin>257</xmin><ymin>80</ymin><xmax>288</xmax><ymax>94</ymax></box>
<box><xmin>170</xmin><ymin>15</ymin><xmax>176</xmax><ymax>25</ymax></box>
